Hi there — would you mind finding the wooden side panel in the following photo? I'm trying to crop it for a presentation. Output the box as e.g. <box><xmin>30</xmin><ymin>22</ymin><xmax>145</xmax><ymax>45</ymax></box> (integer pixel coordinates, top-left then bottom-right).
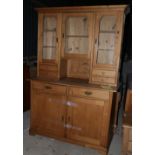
<box><xmin>122</xmin><ymin>127</ymin><xmax>132</xmax><ymax>155</ymax></box>
<box><xmin>101</xmin><ymin>92</ymin><xmax>113</xmax><ymax>148</ymax></box>
<box><xmin>125</xmin><ymin>89</ymin><xmax>132</xmax><ymax>113</ymax></box>
<box><xmin>37</xmin><ymin>13</ymin><xmax>44</xmax><ymax>77</ymax></box>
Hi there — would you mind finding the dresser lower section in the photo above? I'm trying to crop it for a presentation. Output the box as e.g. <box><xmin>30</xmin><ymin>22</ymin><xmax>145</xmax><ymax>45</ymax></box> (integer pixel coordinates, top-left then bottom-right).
<box><xmin>30</xmin><ymin>79</ymin><xmax>119</xmax><ymax>155</ymax></box>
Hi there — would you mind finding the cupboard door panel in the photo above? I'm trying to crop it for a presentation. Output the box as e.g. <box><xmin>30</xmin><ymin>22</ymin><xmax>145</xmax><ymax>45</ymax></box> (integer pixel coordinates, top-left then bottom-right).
<box><xmin>93</xmin><ymin>12</ymin><xmax>123</xmax><ymax>67</ymax></box>
<box><xmin>38</xmin><ymin>14</ymin><xmax>61</xmax><ymax>79</ymax></box>
<box><xmin>65</xmin><ymin>37</ymin><xmax>89</xmax><ymax>54</ymax></box>
<box><xmin>38</xmin><ymin>14</ymin><xmax>61</xmax><ymax>63</ymax></box>
<box><xmin>31</xmin><ymin>89</ymin><xmax>66</xmax><ymax>137</ymax></box>
<box><xmin>61</xmin><ymin>13</ymin><xmax>93</xmax><ymax>58</ymax></box>
<box><xmin>43</xmin><ymin>16</ymin><xmax>56</xmax><ymax>31</ymax></box>
<box><xmin>66</xmin><ymin>97</ymin><xmax>107</xmax><ymax>146</ymax></box>
<box><xmin>65</xmin><ymin>17</ymin><xmax>88</xmax><ymax>36</ymax></box>
<box><xmin>100</xmin><ymin>16</ymin><xmax>117</xmax><ymax>31</ymax></box>
<box><xmin>42</xmin><ymin>16</ymin><xmax>57</xmax><ymax>61</ymax></box>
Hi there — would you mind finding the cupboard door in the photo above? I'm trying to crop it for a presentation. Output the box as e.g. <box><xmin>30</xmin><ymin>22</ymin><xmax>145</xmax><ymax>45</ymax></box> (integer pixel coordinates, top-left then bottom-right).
<box><xmin>61</xmin><ymin>13</ymin><xmax>93</xmax><ymax>58</ymax></box>
<box><xmin>66</xmin><ymin>97</ymin><xmax>108</xmax><ymax>146</ymax></box>
<box><xmin>93</xmin><ymin>12</ymin><xmax>123</xmax><ymax>68</ymax></box>
<box><xmin>38</xmin><ymin>14</ymin><xmax>61</xmax><ymax>63</ymax></box>
<box><xmin>30</xmin><ymin>89</ymin><xmax>66</xmax><ymax>138</ymax></box>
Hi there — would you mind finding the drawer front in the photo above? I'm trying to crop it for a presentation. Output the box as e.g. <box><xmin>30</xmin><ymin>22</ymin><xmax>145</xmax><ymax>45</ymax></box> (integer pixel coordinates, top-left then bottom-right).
<box><xmin>39</xmin><ymin>70</ymin><xmax>58</xmax><ymax>80</ymax></box>
<box><xmin>92</xmin><ymin>76</ymin><xmax>115</xmax><ymax>84</ymax></box>
<box><xmin>92</xmin><ymin>69</ymin><xmax>116</xmax><ymax>77</ymax></box>
<box><xmin>31</xmin><ymin>81</ymin><xmax>66</xmax><ymax>94</ymax></box>
<box><xmin>69</xmin><ymin>87</ymin><xmax>109</xmax><ymax>100</ymax></box>
<box><xmin>39</xmin><ymin>63</ymin><xmax>58</xmax><ymax>71</ymax></box>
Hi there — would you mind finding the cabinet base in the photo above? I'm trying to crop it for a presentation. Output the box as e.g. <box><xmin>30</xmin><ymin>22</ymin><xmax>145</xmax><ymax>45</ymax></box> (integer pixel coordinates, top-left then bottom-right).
<box><xmin>29</xmin><ymin>128</ymin><xmax>108</xmax><ymax>155</ymax></box>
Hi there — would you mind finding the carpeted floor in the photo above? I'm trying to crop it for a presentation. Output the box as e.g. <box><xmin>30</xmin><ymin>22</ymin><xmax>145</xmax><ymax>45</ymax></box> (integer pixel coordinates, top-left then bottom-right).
<box><xmin>23</xmin><ymin>106</ymin><xmax>123</xmax><ymax>155</ymax></box>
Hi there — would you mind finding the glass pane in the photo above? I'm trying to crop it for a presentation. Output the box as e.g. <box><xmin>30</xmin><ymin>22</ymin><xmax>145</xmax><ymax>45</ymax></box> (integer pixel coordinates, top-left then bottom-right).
<box><xmin>98</xmin><ymin>33</ymin><xmax>115</xmax><ymax>50</ymax></box>
<box><xmin>44</xmin><ymin>16</ymin><xmax>56</xmax><ymax>31</ymax></box>
<box><xmin>42</xmin><ymin>47</ymin><xmax>56</xmax><ymax>60</ymax></box>
<box><xmin>65</xmin><ymin>17</ymin><xmax>88</xmax><ymax>36</ymax></box>
<box><xmin>43</xmin><ymin>31</ymin><xmax>56</xmax><ymax>47</ymax></box>
<box><xmin>100</xmin><ymin>16</ymin><xmax>116</xmax><ymax>31</ymax></box>
<box><xmin>64</xmin><ymin>16</ymin><xmax>89</xmax><ymax>54</ymax></box>
<box><xmin>42</xmin><ymin>16</ymin><xmax>57</xmax><ymax>60</ymax></box>
<box><xmin>65</xmin><ymin>37</ymin><xmax>88</xmax><ymax>54</ymax></box>
<box><xmin>96</xmin><ymin>16</ymin><xmax>116</xmax><ymax>65</ymax></box>
<box><xmin>97</xmin><ymin>50</ymin><xmax>114</xmax><ymax>64</ymax></box>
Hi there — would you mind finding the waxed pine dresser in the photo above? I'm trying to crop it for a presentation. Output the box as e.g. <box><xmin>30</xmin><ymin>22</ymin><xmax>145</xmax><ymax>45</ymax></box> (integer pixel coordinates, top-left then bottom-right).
<box><xmin>30</xmin><ymin>5</ymin><xmax>128</xmax><ymax>155</ymax></box>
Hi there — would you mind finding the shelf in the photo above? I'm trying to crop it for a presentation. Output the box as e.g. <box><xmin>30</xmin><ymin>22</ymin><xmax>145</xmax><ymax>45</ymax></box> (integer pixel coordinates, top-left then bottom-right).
<box><xmin>99</xmin><ymin>30</ymin><xmax>115</xmax><ymax>33</ymax></box>
<box><xmin>65</xmin><ymin>35</ymin><xmax>88</xmax><ymax>38</ymax></box>
<box><xmin>43</xmin><ymin>29</ymin><xmax>56</xmax><ymax>32</ymax></box>
<box><xmin>43</xmin><ymin>46</ymin><xmax>56</xmax><ymax>48</ymax></box>
<box><xmin>98</xmin><ymin>49</ymin><xmax>114</xmax><ymax>51</ymax></box>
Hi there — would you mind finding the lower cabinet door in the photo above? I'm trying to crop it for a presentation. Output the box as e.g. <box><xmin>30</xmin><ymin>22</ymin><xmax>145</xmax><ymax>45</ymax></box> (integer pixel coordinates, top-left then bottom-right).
<box><xmin>31</xmin><ymin>90</ymin><xmax>66</xmax><ymax>138</ymax></box>
<box><xmin>66</xmin><ymin>97</ymin><xmax>107</xmax><ymax>146</ymax></box>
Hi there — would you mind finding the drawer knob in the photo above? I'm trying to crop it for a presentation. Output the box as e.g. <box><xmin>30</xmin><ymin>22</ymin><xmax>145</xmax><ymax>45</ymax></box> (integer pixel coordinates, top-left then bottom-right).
<box><xmin>45</xmin><ymin>86</ymin><xmax>52</xmax><ymax>89</ymax></box>
<box><xmin>84</xmin><ymin>91</ymin><xmax>92</xmax><ymax>95</ymax></box>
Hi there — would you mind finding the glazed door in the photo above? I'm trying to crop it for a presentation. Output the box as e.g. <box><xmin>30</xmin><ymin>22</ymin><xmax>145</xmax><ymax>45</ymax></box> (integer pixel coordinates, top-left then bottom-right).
<box><xmin>61</xmin><ymin>13</ymin><xmax>93</xmax><ymax>59</ymax></box>
<box><xmin>66</xmin><ymin>97</ymin><xmax>107</xmax><ymax>146</ymax></box>
<box><xmin>31</xmin><ymin>89</ymin><xmax>66</xmax><ymax>137</ymax></box>
<box><xmin>93</xmin><ymin>12</ymin><xmax>123</xmax><ymax>68</ymax></box>
<box><xmin>38</xmin><ymin>14</ymin><xmax>61</xmax><ymax>64</ymax></box>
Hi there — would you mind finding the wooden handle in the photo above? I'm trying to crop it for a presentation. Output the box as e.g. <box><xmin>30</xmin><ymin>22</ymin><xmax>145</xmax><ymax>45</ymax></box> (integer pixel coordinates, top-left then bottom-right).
<box><xmin>45</xmin><ymin>85</ymin><xmax>52</xmax><ymax>89</ymax></box>
<box><xmin>84</xmin><ymin>91</ymin><xmax>92</xmax><ymax>95</ymax></box>
<box><xmin>62</xmin><ymin>33</ymin><xmax>64</xmax><ymax>38</ymax></box>
<box><xmin>61</xmin><ymin>116</ymin><xmax>64</xmax><ymax>122</ymax></box>
<box><xmin>95</xmin><ymin>38</ymin><xmax>98</xmax><ymax>44</ymax></box>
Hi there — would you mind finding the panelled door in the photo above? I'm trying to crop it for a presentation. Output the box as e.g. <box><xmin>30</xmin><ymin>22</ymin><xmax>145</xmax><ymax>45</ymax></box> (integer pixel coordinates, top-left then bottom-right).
<box><xmin>91</xmin><ymin>12</ymin><xmax>124</xmax><ymax>86</ymax></box>
<box><xmin>66</xmin><ymin>97</ymin><xmax>108</xmax><ymax>146</ymax></box>
<box><xmin>61</xmin><ymin>13</ymin><xmax>93</xmax><ymax>59</ymax></box>
<box><xmin>38</xmin><ymin>13</ymin><xmax>61</xmax><ymax>63</ymax></box>
<box><xmin>93</xmin><ymin>12</ymin><xmax>123</xmax><ymax>68</ymax></box>
<box><xmin>31</xmin><ymin>89</ymin><xmax>66</xmax><ymax>138</ymax></box>
<box><xmin>37</xmin><ymin>13</ymin><xmax>61</xmax><ymax>79</ymax></box>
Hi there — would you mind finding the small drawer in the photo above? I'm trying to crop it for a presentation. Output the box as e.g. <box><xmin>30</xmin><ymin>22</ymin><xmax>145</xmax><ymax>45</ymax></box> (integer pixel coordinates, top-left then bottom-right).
<box><xmin>39</xmin><ymin>63</ymin><xmax>58</xmax><ymax>71</ymax></box>
<box><xmin>69</xmin><ymin>87</ymin><xmax>109</xmax><ymax>100</ymax></box>
<box><xmin>39</xmin><ymin>70</ymin><xmax>58</xmax><ymax>80</ymax></box>
<box><xmin>31</xmin><ymin>81</ymin><xmax>66</xmax><ymax>94</ymax></box>
<box><xmin>92</xmin><ymin>69</ymin><xmax>116</xmax><ymax>77</ymax></box>
<box><xmin>92</xmin><ymin>76</ymin><xmax>115</xmax><ymax>84</ymax></box>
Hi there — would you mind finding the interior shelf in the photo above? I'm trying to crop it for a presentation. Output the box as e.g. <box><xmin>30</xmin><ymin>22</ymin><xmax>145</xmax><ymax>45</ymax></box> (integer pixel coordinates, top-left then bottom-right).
<box><xmin>44</xmin><ymin>29</ymin><xmax>56</xmax><ymax>32</ymax></box>
<box><xmin>43</xmin><ymin>46</ymin><xmax>56</xmax><ymax>48</ymax></box>
<box><xmin>99</xmin><ymin>30</ymin><xmax>115</xmax><ymax>33</ymax></box>
<box><xmin>65</xmin><ymin>35</ymin><xmax>88</xmax><ymax>38</ymax></box>
<box><xmin>98</xmin><ymin>49</ymin><xmax>114</xmax><ymax>51</ymax></box>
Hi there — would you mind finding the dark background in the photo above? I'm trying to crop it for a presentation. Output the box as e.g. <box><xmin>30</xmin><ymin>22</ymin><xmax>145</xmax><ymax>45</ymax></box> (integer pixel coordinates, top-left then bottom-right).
<box><xmin>23</xmin><ymin>0</ymin><xmax>132</xmax><ymax>61</ymax></box>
